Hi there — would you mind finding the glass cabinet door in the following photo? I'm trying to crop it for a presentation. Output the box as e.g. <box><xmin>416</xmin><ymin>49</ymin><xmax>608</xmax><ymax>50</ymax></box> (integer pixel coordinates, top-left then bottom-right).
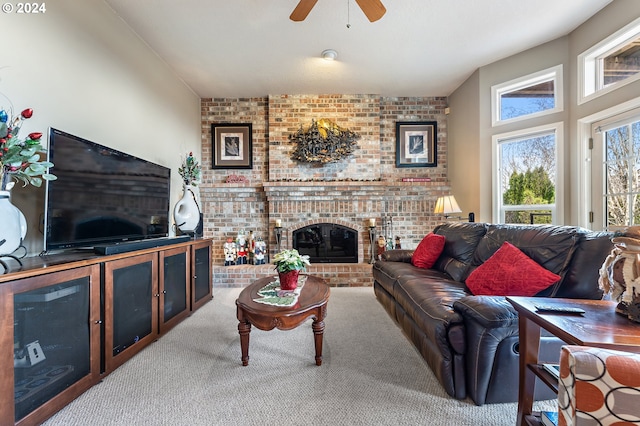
<box><xmin>191</xmin><ymin>240</ymin><xmax>212</xmax><ymax>311</ymax></box>
<box><xmin>11</xmin><ymin>265</ymin><xmax>100</xmax><ymax>424</ymax></box>
<box><xmin>103</xmin><ymin>253</ymin><xmax>158</xmax><ymax>374</ymax></box>
<box><xmin>159</xmin><ymin>246</ymin><xmax>190</xmax><ymax>333</ymax></box>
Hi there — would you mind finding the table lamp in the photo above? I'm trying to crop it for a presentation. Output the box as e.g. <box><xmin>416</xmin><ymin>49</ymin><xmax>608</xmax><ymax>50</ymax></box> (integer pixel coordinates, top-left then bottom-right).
<box><xmin>434</xmin><ymin>195</ymin><xmax>463</xmax><ymax>219</ymax></box>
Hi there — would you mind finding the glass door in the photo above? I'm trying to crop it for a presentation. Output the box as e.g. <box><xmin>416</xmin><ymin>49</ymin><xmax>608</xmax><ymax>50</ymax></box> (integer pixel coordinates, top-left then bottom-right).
<box><xmin>591</xmin><ymin>108</ymin><xmax>640</xmax><ymax>231</ymax></box>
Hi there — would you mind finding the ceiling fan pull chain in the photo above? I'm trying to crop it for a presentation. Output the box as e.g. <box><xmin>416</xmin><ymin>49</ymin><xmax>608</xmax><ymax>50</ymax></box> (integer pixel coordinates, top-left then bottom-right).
<box><xmin>347</xmin><ymin>0</ymin><xmax>351</xmax><ymax>28</ymax></box>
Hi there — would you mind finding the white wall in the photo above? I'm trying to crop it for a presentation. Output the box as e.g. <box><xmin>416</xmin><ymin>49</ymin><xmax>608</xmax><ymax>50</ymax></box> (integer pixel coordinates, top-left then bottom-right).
<box><xmin>3</xmin><ymin>0</ymin><xmax>201</xmax><ymax>254</ymax></box>
<box><xmin>479</xmin><ymin>37</ymin><xmax>570</xmax><ymax>223</ymax></box>
<box><xmin>447</xmin><ymin>69</ymin><xmax>481</xmax><ymax>220</ymax></box>
<box><xmin>448</xmin><ymin>0</ymin><xmax>640</xmax><ymax>226</ymax></box>
<box><xmin>568</xmin><ymin>0</ymin><xmax>640</xmax><ymax>227</ymax></box>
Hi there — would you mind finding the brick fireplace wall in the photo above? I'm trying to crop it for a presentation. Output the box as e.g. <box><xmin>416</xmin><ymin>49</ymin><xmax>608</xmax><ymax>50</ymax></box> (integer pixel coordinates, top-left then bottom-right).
<box><xmin>199</xmin><ymin>94</ymin><xmax>451</xmax><ymax>287</ymax></box>
<box><xmin>268</xmin><ymin>94</ymin><xmax>381</xmax><ymax>181</ymax></box>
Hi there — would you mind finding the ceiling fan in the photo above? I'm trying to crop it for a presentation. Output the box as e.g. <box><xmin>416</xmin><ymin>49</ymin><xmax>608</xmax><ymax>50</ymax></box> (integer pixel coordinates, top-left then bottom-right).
<box><xmin>290</xmin><ymin>0</ymin><xmax>386</xmax><ymax>23</ymax></box>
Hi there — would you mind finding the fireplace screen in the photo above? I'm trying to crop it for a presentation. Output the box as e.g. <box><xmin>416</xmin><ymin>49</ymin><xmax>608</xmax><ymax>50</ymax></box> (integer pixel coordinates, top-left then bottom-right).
<box><xmin>293</xmin><ymin>223</ymin><xmax>357</xmax><ymax>263</ymax></box>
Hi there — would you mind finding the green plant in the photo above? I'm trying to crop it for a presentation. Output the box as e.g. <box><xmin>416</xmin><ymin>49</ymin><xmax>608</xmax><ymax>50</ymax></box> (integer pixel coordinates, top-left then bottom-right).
<box><xmin>273</xmin><ymin>249</ymin><xmax>311</xmax><ymax>273</ymax></box>
<box><xmin>178</xmin><ymin>151</ymin><xmax>201</xmax><ymax>186</ymax></box>
<box><xmin>0</xmin><ymin>106</ymin><xmax>56</xmax><ymax>190</ymax></box>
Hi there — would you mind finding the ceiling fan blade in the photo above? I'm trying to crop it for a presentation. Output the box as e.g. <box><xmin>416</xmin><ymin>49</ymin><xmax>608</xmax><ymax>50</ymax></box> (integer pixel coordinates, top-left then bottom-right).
<box><xmin>355</xmin><ymin>0</ymin><xmax>386</xmax><ymax>22</ymax></box>
<box><xmin>290</xmin><ymin>0</ymin><xmax>318</xmax><ymax>21</ymax></box>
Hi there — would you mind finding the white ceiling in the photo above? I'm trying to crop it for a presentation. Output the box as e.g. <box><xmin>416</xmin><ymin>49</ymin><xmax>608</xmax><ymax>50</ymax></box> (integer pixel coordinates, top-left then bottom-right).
<box><xmin>103</xmin><ymin>0</ymin><xmax>612</xmax><ymax>98</ymax></box>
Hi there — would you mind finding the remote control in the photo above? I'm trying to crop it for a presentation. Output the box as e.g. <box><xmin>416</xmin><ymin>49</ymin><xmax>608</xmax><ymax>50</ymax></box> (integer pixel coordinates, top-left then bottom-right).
<box><xmin>534</xmin><ymin>304</ymin><xmax>585</xmax><ymax>315</ymax></box>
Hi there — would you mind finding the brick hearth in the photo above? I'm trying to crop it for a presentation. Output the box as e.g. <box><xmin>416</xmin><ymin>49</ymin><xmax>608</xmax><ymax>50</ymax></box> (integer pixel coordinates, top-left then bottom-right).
<box><xmin>212</xmin><ymin>263</ymin><xmax>373</xmax><ymax>288</ymax></box>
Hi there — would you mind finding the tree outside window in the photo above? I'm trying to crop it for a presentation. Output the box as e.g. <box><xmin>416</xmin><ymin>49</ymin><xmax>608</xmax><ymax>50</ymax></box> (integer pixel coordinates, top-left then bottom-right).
<box><xmin>497</xmin><ymin>130</ymin><xmax>557</xmax><ymax>224</ymax></box>
<box><xmin>604</xmin><ymin>120</ymin><xmax>640</xmax><ymax>228</ymax></box>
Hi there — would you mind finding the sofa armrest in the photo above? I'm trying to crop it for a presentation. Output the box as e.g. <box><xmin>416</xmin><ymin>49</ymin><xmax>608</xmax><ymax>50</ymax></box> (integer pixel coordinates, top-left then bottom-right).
<box><xmin>380</xmin><ymin>249</ymin><xmax>414</xmax><ymax>263</ymax></box>
<box><xmin>453</xmin><ymin>296</ymin><xmax>520</xmax><ymax>405</ymax></box>
<box><xmin>559</xmin><ymin>346</ymin><xmax>640</xmax><ymax>425</ymax></box>
<box><xmin>453</xmin><ymin>295</ymin><xmax>519</xmax><ymax>329</ymax></box>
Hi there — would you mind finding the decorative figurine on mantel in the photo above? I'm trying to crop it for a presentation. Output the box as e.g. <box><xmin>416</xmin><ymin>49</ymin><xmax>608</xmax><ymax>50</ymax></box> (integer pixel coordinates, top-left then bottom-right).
<box><xmin>223</xmin><ymin>237</ymin><xmax>237</xmax><ymax>266</ymax></box>
<box><xmin>254</xmin><ymin>237</ymin><xmax>266</xmax><ymax>265</ymax></box>
<box><xmin>395</xmin><ymin>236</ymin><xmax>402</xmax><ymax>249</ymax></box>
<box><xmin>236</xmin><ymin>231</ymin><xmax>248</xmax><ymax>265</ymax></box>
<box><xmin>248</xmin><ymin>230</ymin><xmax>255</xmax><ymax>264</ymax></box>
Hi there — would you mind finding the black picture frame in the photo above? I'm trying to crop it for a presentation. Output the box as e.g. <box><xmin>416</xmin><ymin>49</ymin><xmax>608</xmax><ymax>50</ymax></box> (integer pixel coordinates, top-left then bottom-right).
<box><xmin>211</xmin><ymin>123</ymin><xmax>253</xmax><ymax>169</ymax></box>
<box><xmin>395</xmin><ymin>121</ymin><xmax>437</xmax><ymax>168</ymax></box>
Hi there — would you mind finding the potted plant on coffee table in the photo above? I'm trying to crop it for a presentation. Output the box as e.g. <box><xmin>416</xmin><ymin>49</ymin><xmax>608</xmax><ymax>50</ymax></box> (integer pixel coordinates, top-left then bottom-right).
<box><xmin>273</xmin><ymin>248</ymin><xmax>311</xmax><ymax>290</ymax></box>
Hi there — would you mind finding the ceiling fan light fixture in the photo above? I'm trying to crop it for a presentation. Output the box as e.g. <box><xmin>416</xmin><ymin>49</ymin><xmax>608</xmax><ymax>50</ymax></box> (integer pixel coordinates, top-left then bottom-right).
<box><xmin>322</xmin><ymin>49</ymin><xmax>338</xmax><ymax>61</ymax></box>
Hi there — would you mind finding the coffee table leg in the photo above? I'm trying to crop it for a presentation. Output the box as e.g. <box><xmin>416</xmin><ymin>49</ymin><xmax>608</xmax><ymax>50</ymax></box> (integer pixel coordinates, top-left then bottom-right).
<box><xmin>238</xmin><ymin>320</ymin><xmax>251</xmax><ymax>366</ymax></box>
<box><xmin>517</xmin><ymin>314</ymin><xmax>541</xmax><ymax>426</ymax></box>
<box><xmin>312</xmin><ymin>318</ymin><xmax>325</xmax><ymax>366</ymax></box>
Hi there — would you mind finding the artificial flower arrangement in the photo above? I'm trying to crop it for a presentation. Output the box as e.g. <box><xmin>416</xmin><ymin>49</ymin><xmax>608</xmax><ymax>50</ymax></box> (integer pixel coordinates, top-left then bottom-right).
<box><xmin>178</xmin><ymin>151</ymin><xmax>201</xmax><ymax>186</ymax></box>
<box><xmin>0</xmin><ymin>106</ymin><xmax>56</xmax><ymax>191</ymax></box>
<box><xmin>273</xmin><ymin>248</ymin><xmax>311</xmax><ymax>273</ymax></box>
<box><xmin>273</xmin><ymin>248</ymin><xmax>311</xmax><ymax>290</ymax></box>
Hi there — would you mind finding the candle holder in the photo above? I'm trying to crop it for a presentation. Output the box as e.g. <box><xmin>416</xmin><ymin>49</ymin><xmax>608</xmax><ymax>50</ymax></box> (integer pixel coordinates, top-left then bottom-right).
<box><xmin>274</xmin><ymin>226</ymin><xmax>283</xmax><ymax>253</ymax></box>
<box><xmin>369</xmin><ymin>225</ymin><xmax>377</xmax><ymax>264</ymax></box>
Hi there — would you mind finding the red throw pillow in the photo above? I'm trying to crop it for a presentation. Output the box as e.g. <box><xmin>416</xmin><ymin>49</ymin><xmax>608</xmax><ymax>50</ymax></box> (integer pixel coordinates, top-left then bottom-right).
<box><xmin>465</xmin><ymin>242</ymin><xmax>560</xmax><ymax>296</ymax></box>
<box><xmin>411</xmin><ymin>233</ymin><xmax>446</xmax><ymax>269</ymax></box>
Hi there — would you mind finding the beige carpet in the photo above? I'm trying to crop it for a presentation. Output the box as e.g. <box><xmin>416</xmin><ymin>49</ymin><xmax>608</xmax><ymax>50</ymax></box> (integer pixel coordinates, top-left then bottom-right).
<box><xmin>43</xmin><ymin>287</ymin><xmax>554</xmax><ymax>425</ymax></box>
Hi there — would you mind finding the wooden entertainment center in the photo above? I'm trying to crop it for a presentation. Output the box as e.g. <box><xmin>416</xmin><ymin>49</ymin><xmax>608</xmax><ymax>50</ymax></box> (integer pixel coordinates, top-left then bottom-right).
<box><xmin>0</xmin><ymin>238</ymin><xmax>212</xmax><ymax>426</ymax></box>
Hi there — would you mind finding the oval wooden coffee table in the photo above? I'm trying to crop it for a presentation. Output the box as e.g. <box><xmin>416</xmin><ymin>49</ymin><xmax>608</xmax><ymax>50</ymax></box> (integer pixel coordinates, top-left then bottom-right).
<box><xmin>235</xmin><ymin>274</ymin><xmax>330</xmax><ymax>366</ymax></box>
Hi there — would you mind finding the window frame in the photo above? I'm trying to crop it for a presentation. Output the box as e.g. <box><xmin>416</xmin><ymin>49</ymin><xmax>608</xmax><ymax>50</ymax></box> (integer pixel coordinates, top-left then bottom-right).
<box><xmin>491</xmin><ymin>65</ymin><xmax>564</xmax><ymax>127</ymax></box>
<box><xmin>591</xmin><ymin>107</ymin><xmax>640</xmax><ymax>231</ymax></box>
<box><xmin>577</xmin><ymin>97</ymin><xmax>640</xmax><ymax>230</ymax></box>
<box><xmin>492</xmin><ymin>122</ymin><xmax>564</xmax><ymax>224</ymax></box>
<box><xmin>578</xmin><ymin>16</ymin><xmax>640</xmax><ymax>105</ymax></box>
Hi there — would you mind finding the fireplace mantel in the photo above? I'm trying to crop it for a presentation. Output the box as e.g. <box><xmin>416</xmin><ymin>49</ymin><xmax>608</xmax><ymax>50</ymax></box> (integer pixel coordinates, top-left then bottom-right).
<box><xmin>263</xmin><ymin>180</ymin><xmax>387</xmax><ymax>188</ymax></box>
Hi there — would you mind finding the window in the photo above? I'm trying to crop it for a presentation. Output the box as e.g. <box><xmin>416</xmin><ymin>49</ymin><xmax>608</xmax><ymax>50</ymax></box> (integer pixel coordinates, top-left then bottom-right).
<box><xmin>590</xmin><ymin>108</ymin><xmax>640</xmax><ymax>230</ymax></box>
<box><xmin>579</xmin><ymin>17</ymin><xmax>640</xmax><ymax>104</ymax></box>
<box><xmin>491</xmin><ymin>65</ymin><xmax>563</xmax><ymax>126</ymax></box>
<box><xmin>493</xmin><ymin>123</ymin><xmax>563</xmax><ymax>224</ymax></box>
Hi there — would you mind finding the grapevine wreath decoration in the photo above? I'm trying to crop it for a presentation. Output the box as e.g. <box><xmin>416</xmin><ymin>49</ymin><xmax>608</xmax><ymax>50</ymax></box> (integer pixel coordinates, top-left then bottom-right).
<box><xmin>289</xmin><ymin>118</ymin><xmax>360</xmax><ymax>164</ymax></box>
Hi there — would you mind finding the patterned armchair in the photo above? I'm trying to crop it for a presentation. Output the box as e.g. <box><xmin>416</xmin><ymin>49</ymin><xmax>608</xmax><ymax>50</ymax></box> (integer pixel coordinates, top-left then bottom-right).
<box><xmin>558</xmin><ymin>345</ymin><xmax>640</xmax><ymax>425</ymax></box>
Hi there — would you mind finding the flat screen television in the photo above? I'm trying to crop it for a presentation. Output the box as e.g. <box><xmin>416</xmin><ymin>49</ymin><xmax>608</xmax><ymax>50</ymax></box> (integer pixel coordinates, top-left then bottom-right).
<box><xmin>44</xmin><ymin>128</ymin><xmax>171</xmax><ymax>251</ymax></box>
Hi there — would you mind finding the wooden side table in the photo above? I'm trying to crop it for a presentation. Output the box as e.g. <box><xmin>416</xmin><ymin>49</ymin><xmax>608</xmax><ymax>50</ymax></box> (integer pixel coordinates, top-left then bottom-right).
<box><xmin>235</xmin><ymin>275</ymin><xmax>330</xmax><ymax>366</ymax></box>
<box><xmin>507</xmin><ymin>296</ymin><xmax>640</xmax><ymax>426</ymax></box>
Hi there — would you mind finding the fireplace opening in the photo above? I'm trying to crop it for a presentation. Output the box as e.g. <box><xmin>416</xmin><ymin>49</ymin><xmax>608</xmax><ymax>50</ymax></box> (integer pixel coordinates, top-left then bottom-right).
<box><xmin>292</xmin><ymin>223</ymin><xmax>357</xmax><ymax>263</ymax></box>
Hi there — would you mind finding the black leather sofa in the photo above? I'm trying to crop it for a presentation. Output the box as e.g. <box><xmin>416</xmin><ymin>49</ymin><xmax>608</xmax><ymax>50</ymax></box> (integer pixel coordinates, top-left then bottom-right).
<box><xmin>372</xmin><ymin>222</ymin><xmax>613</xmax><ymax>405</ymax></box>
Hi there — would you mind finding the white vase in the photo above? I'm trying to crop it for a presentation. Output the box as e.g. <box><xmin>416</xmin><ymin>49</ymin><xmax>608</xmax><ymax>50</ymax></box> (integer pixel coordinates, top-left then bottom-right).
<box><xmin>174</xmin><ymin>185</ymin><xmax>200</xmax><ymax>233</ymax></box>
<box><xmin>0</xmin><ymin>190</ymin><xmax>27</xmax><ymax>255</ymax></box>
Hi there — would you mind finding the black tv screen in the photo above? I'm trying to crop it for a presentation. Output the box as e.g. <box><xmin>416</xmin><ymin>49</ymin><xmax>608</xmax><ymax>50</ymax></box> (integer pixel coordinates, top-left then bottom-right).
<box><xmin>44</xmin><ymin>128</ymin><xmax>171</xmax><ymax>251</ymax></box>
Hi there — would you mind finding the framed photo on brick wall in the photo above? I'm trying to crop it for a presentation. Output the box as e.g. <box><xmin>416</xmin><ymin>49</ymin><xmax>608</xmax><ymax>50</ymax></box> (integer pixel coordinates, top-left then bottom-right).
<box><xmin>211</xmin><ymin>123</ymin><xmax>253</xmax><ymax>169</ymax></box>
<box><xmin>395</xmin><ymin>121</ymin><xmax>437</xmax><ymax>168</ymax></box>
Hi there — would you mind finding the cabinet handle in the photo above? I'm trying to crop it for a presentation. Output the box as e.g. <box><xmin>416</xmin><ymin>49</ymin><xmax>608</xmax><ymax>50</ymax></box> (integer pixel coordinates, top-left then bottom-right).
<box><xmin>162</xmin><ymin>290</ymin><xmax>167</xmax><ymax>294</ymax></box>
<box><xmin>193</xmin><ymin>275</ymin><xmax>197</xmax><ymax>279</ymax></box>
<box><xmin>154</xmin><ymin>293</ymin><xmax>160</xmax><ymax>297</ymax></box>
<box><xmin>95</xmin><ymin>320</ymin><xmax>103</xmax><ymax>324</ymax></box>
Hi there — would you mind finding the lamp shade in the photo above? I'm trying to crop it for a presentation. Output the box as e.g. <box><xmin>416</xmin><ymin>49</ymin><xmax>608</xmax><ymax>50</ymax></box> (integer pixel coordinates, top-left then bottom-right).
<box><xmin>434</xmin><ymin>195</ymin><xmax>462</xmax><ymax>217</ymax></box>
